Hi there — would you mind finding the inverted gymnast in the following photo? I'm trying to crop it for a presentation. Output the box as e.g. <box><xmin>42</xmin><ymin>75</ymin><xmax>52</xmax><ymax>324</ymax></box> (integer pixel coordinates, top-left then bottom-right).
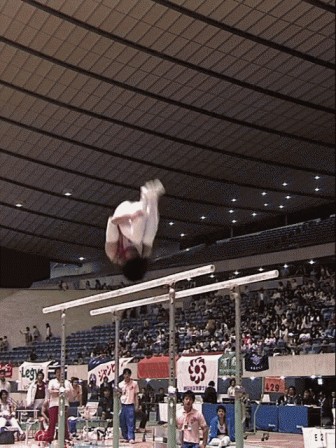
<box><xmin>105</xmin><ymin>179</ymin><xmax>165</xmax><ymax>282</ymax></box>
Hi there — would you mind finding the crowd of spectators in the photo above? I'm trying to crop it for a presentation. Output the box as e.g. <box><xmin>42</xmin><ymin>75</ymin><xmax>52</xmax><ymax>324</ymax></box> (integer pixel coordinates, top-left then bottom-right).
<box><xmin>84</xmin><ymin>265</ymin><xmax>335</xmax><ymax>361</ymax></box>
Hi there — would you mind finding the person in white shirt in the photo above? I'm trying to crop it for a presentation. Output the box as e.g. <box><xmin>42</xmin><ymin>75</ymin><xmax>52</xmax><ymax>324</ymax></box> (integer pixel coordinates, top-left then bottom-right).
<box><xmin>0</xmin><ymin>390</ymin><xmax>25</xmax><ymax>441</ymax></box>
<box><xmin>43</xmin><ymin>367</ymin><xmax>73</xmax><ymax>443</ymax></box>
<box><xmin>118</xmin><ymin>368</ymin><xmax>139</xmax><ymax>444</ymax></box>
<box><xmin>105</xmin><ymin>179</ymin><xmax>165</xmax><ymax>282</ymax></box>
<box><xmin>26</xmin><ymin>371</ymin><xmax>48</xmax><ymax>411</ymax></box>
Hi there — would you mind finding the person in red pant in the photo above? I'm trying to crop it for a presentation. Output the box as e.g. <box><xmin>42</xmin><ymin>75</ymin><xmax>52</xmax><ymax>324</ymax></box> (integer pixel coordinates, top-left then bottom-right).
<box><xmin>44</xmin><ymin>368</ymin><xmax>73</xmax><ymax>443</ymax></box>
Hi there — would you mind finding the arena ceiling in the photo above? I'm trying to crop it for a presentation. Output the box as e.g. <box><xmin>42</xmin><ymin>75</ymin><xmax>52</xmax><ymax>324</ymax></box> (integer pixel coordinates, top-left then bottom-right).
<box><xmin>0</xmin><ymin>0</ymin><xmax>335</xmax><ymax>266</ymax></box>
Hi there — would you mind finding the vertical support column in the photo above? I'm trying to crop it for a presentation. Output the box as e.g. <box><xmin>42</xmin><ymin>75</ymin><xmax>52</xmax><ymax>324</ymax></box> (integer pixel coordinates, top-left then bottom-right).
<box><xmin>113</xmin><ymin>312</ymin><xmax>121</xmax><ymax>448</ymax></box>
<box><xmin>58</xmin><ymin>310</ymin><xmax>66</xmax><ymax>448</ymax></box>
<box><xmin>234</xmin><ymin>287</ymin><xmax>244</xmax><ymax>448</ymax></box>
<box><xmin>167</xmin><ymin>285</ymin><xmax>177</xmax><ymax>448</ymax></box>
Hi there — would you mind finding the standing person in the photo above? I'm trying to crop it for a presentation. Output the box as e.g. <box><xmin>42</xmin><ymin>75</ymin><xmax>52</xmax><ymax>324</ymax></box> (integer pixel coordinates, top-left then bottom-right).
<box><xmin>118</xmin><ymin>368</ymin><xmax>139</xmax><ymax>444</ymax></box>
<box><xmin>44</xmin><ymin>367</ymin><xmax>73</xmax><ymax>443</ymax></box>
<box><xmin>0</xmin><ymin>369</ymin><xmax>11</xmax><ymax>395</ymax></box>
<box><xmin>208</xmin><ymin>405</ymin><xmax>231</xmax><ymax>447</ymax></box>
<box><xmin>227</xmin><ymin>379</ymin><xmax>236</xmax><ymax>399</ymax></box>
<box><xmin>105</xmin><ymin>179</ymin><xmax>165</xmax><ymax>282</ymax></box>
<box><xmin>32</xmin><ymin>325</ymin><xmax>41</xmax><ymax>342</ymax></box>
<box><xmin>203</xmin><ymin>381</ymin><xmax>218</xmax><ymax>404</ymax></box>
<box><xmin>176</xmin><ymin>390</ymin><xmax>208</xmax><ymax>448</ymax></box>
<box><xmin>45</xmin><ymin>323</ymin><xmax>52</xmax><ymax>341</ymax></box>
<box><xmin>99</xmin><ymin>376</ymin><xmax>113</xmax><ymax>397</ymax></box>
<box><xmin>26</xmin><ymin>371</ymin><xmax>48</xmax><ymax>412</ymax></box>
<box><xmin>20</xmin><ymin>327</ymin><xmax>32</xmax><ymax>345</ymax></box>
<box><xmin>69</xmin><ymin>377</ymin><xmax>83</xmax><ymax>408</ymax></box>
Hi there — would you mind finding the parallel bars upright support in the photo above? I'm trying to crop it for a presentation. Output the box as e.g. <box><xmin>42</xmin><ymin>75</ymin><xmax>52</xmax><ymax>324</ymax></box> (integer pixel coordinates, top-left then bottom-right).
<box><xmin>43</xmin><ymin>264</ymin><xmax>215</xmax><ymax>448</ymax></box>
<box><xmin>90</xmin><ymin>269</ymin><xmax>279</xmax><ymax>448</ymax></box>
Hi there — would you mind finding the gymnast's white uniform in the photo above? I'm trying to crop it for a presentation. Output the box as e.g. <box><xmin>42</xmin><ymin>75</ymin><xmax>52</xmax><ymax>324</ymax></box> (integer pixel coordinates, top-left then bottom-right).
<box><xmin>105</xmin><ymin>180</ymin><xmax>165</xmax><ymax>265</ymax></box>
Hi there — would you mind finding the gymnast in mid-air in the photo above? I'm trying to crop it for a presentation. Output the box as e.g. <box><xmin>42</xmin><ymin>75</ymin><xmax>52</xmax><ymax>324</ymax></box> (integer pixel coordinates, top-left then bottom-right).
<box><xmin>105</xmin><ymin>179</ymin><xmax>165</xmax><ymax>282</ymax></box>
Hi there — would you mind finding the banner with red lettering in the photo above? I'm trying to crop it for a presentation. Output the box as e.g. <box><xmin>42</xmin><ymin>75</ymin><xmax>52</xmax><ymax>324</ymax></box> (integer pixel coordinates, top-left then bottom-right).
<box><xmin>0</xmin><ymin>363</ymin><xmax>13</xmax><ymax>378</ymax></box>
<box><xmin>264</xmin><ymin>376</ymin><xmax>285</xmax><ymax>393</ymax></box>
<box><xmin>87</xmin><ymin>357</ymin><xmax>133</xmax><ymax>385</ymax></box>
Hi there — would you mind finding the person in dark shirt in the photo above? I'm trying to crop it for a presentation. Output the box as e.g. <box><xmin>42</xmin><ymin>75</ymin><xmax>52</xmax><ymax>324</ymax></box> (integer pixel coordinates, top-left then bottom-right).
<box><xmin>98</xmin><ymin>388</ymin><xmax>113</xmax><ymax>420</ymax></box>
<box><xmin>203</xmin><ymin>381</ymin><xmax>217</xmax><ymax>404</ymax></box>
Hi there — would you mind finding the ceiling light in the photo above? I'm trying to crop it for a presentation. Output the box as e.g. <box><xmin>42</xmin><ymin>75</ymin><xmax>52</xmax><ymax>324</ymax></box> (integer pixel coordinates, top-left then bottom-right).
<box><xmin>180</xmin><ymin>233</ymin><xmax>185</xmax><ymax>237</ymax></box>
<box><xmin>169</xmin><ymin>221</ymin><xmax>174</xmax><ymax>226</ymax></box>
<box><xmin>258</xmin><ymin>267</ymin><xmax>264</xmax><ymax>272</ymax></box>
<box><xmin>231</xmin><ymin>198</ymin><xmax>237</xmax><ymax>202</ymax></box>
<box><xmin>234</xmin><ymin>270</ymin><xmax>239</xmax><ymax>275</ymax></box>
<box><xmin>252</xmin><ymin>212</ymin><xmax>257</xmax><ymax>217</ymax></box>
<box><xmin>200</xmin><ymin>216</ymin><xmax>206</xmax><ymax>220</ymax></box>
<box><xmin>283</xmin><ymin>264</ymin><xmax>288</xmax><ymax>268</ymax></box>
<box><xmin>15</xmin><ymin>202</ymin><xmax>23</xmax><ymax>208</ymax></box>
<box><xmin>185</xmin><ymin>248</ymin><xmax>190</xmax><ymax>252</ymax></box>
<box><xmin>209</xmin><ymin>274</ymin><xmax>215</xmax><ymax>278</ymax></box>
<box><xmin>315</xmin><ymin>187</ymin><xmax>320</xmax><ymax>192</ymax></box>
<box><xmin>264</xmin><ymin>203</ymin><xmax>268</xmax><ymax>207</ymax></box>
<box><xmin>261</xmin><ymin>192</ymin><xmax>267</xmax><ymax>196</ymax></box>
<box><xmin>232</xmin><ymin>219</ymin><xmax>237</xmax><ymax>223</ymax></box>
<box><xmin>285</xmin><ymin>195</ymin><xmax>291</xmax><ymax>199</ymax></box>
<box><xmin>63</xmin><ymin>189</ymin><xmax>73</xmax><ymax>197</ymax></box>
<box><xmin>79</xmin><ymin>257</ymin><xmax>85</xmax><ymax>261</ymax></box>
<box><xmin>229</xmin><ymin>209</ymin><xmax>234</xmax><ymax>213</ymax></box>
<box><xmin>279</xmin><ymin>205</ymin><xmax>284</xmax><ymax>209</ymax></box>
<box><xmin>282</xmin><ymin>182</ymin><xmax>288</xmax><ymax>186</ymax></box>
<box><xmin>309</xmin><ymin>259</ymin><xmax>315</xmax><ymax>264</ymax></box>
<box><xmin>314</xmin><ymin>176</ymin><xmax>320</xmax><ymax>180</ymax></box>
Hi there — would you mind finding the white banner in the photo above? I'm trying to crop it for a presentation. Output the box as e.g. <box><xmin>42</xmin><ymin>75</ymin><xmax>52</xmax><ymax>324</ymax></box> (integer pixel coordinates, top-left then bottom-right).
<box><xmin>177</xmin><ymin>354</ymin><xmax>222</xmax><ymax>393</ymax></box>
<box><xmin>302</xmin><ymin>427</ymin><xmax>335</xmax><ymax>448</ymax></box>
<box><xmin>18</xmin><ymin>361</ymin><xmax>51</xmax><ymax>391</ymax></box>
<box><xmin>87</xmin><ymin>357</ymin><xmax>133</xmax><ymax>385</ymax></box>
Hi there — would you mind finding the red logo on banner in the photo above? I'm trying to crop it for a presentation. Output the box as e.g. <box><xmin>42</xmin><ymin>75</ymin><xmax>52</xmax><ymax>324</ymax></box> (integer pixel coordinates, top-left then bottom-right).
<box><xmin>188</xmin><ymin>357</ymin><xmax>206</xmax><ymax>384</ymax></box>
<box><xmin>0</xmin><ymin>363</ymin><xmax>13</xmax><ymax>378</ymax></box>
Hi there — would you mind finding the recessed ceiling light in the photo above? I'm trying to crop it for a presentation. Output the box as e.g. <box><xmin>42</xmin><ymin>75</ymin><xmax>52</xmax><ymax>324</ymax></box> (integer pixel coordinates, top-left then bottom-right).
<box><xmin>261</xmin><ymin>192</ymin><xmax>267</xmax><ymax>196</ymax></box>
<box><xmin>200</xmin><ymin>215</ymin><xmax>206</xmax><ymax>220</ymax></box>
<box><xmin>282</xmin><ymin>182</ymin><xmax>288</xmax><ymax>186</ymax></box>
<box><xmin>264</xmin><ymin>203</ymin><xmax>268</xmax><ymax>207</ymax></box>
<box><xmin>180</xmin><ymin>233</ymin><xmax>185</xmax><ymax>237</ymax></box>
<box><xmin>15</xmin><ymin>202</ymin><xmax>23</xmax><ymax>208</ymax></box>
<box><xmin>252</xmin><ymin>212</ymin><xmax>257</xmax><ymax>217</ymax></box>
<box><xmin>279</xmin><ymin>205</ymin><xmax>284</xmax><ymax>209</ymax></box>
<box><xmin>231</xmin><ymin>198</ymin><xmax>237</xmax><ymax>202</ymax></box>
<box><xmin>185</xmin><ymin>248</ymin><xmax>190</xmax><ymax>252</ymax></box>
<box><xmin>232</xmin><ymin>219</ymin><xmax>237</xmax><ymax>223</ymax></box>
<box><xmin>209</xmin><ymin>274</ymin><xmax>215</xmax><ymax>278</ymax></box>
<box><xmin>315</xmin><ymin>187</ymin><xmax>320</xmax><ymax>192</ymax></box>
<box><xmin>169</xmin><ymin>221</ymin><xmax>174</xmax><ymax>226</ymax></box>
<box><xmin>285</xmin><ymin>195</ymin><xmax>291</xmax><ymax>199</ymax></box>
<box><xmin>234</xmin><ymin>270</ymin><xmax>239</xmax><ymax>275</ymax></box>
<box><xmin>314</xmin><ymin>176</ymin><xmax>320</xmax><ymax>180</ymax></box>
<box><xmin>259</xmin><ymin>267</ymin><xmax>264</xmax><ymax>271</ymax></box>
<box><xmin>283</xmin><ymin>264</ymin><xmax>288</xmax><ymax>268</ymax></box>
<box><xmin>309</xmin><ymin>259</ymin><xmax>315</xmax><ymax>264</ymax></box>
<box><xmin>63</xmin><ymin>189</ymin><xmax>73</xmax><ymax>197</ymax></box>
<box><xmin>79</xmin><ymin>257</ymin><xmax>85</xmax><ymax>261</ymax></box>
<box><xmin>229</xmin><ymin>209</ymin><xmax>234</xmax><ymax>213</ymax></box>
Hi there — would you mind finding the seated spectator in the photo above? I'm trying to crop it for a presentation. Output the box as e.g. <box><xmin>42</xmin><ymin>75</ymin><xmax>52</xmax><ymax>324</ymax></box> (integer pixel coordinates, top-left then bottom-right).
<box><xmin>208</xmin><ymin>405</ymin><xmax>231</xmax><ymax>447</ymax></box>
<box><xmin>302</xmin><ymin>389</ymin><xmax>317</xmax><ymax>406</ymax></box>
<box><xmin>155</xmin><ymin>387</ymin><xmax>167</xmax><ymax>403</ymax></box>
<box><xmin>98</xmin><ymin>388</ymin><xmax>113</xmax><ymax>420</ymax></box>
<box><xmin>285</xmin><ymin>386</ymin><xmax>301</xmax><ymax>405</ymax></box>
<box><xmin>0</xmin><ymin>390</ymin><xmax>25</xmax><ymax>441</ymax></box>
